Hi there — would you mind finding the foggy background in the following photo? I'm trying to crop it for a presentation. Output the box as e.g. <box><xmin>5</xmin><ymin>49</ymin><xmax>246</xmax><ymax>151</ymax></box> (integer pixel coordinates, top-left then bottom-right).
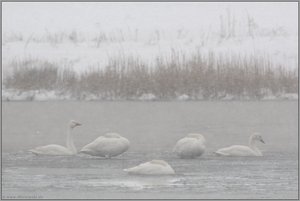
<box><xmin>2</xmin><ymin>2</ymin><xmax>298</xmax><ymax>101</ymax></box>
<box><xmin>3</xmin><ymin>2</ymin><xmax>298</xmax><ymax>35</ymax></box>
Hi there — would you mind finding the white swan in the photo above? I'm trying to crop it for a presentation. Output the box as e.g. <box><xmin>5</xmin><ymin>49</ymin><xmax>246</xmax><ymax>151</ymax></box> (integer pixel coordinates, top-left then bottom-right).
<box><xmin>80</xmin><ymin>133</ymin><xmax>130</xmax><ymax>158</ymax></box>
<box><xmin>29</xmin><ymin>120</ymin><xmax>82</xmax><ymax>156</ymax></box>
<box><xmin>215</xmin><ymin>133</ymin><xmax>265</xmax><ymax>156</ymax></box>
<box><xmin>173</xmin><ymin>133</ymin><xmax>206</xmax><ymax>159</ymax></box>
<box><xmin>124</xmin><ymin>160</ymin><xmax>175</xmax><ymax>175</ymax></box>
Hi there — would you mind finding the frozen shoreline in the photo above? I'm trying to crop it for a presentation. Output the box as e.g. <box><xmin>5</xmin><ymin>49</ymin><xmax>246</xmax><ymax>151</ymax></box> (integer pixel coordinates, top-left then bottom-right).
<box><xmin>2</xmin><ymin>89</ymin><xmax>298</xmax><ymax>102</ymax></box>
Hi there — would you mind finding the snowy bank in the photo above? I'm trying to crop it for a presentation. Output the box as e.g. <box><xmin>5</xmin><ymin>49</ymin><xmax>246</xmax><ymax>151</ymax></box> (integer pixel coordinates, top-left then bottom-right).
<box><xmin>2</xmin><ymin>89</ymin><xmax>74</xmax><ymax>101</ymax></box>
<box><xmin>2</xmin><ymin>89</ymin><xmax>297</xmax><ymax>102</ymax></box>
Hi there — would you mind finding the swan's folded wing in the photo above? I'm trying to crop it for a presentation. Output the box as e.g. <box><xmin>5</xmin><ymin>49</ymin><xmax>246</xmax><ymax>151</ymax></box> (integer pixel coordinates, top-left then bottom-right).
<box><xmin>174</xmin><ymin>138</ymin><xmax>205</xmax><ymax>155</ymax></box>
<box><xmin>215</xmin><ymin>147</ymin><xmax>231</xmax><ymax>156</ymax></box>
<box><xmin>124</xmin><ymin>162</ymin><xmax>148</xmax><ymax>174</ymax></box>
<box><xmin>29</xmin><ymin>144</ymin><xmax>71</xmax><ymax>155</ymax></box>
<box><xmin>215</xmin><ymin>145</ymin><xmax>256</xmax><ymax>156</ymax></box>
<box><xmin>80</xmin><ymin>137</ymin><xmax>104</xmax><ymax>155</ymax></box>
<box><xmin>174</xmin><ymin>138</ymin><xmax>195</xmax><ymax>152</ymax></box>
<box><xmin>80</xmin><ymin>136</ymin><xmax>129</xmax><ymax>156</ymax></box>
<box><xmin>124</xmin><ymin>162</ymin><xmax>171</xmax><ymax>175</ymax></box>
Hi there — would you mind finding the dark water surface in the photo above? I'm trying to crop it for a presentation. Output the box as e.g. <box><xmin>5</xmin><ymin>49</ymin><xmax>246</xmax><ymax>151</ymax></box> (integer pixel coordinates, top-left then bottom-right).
<box><xmin>2</xmin><ymin>101</ymin><xmax>298</xmax><ymax>199</ymax></box>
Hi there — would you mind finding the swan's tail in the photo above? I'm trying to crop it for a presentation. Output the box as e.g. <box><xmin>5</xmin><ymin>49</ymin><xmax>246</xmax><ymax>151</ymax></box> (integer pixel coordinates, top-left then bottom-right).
<box><xmin>123</xmin><ymin>167</ymin><xmax>133</xmax><ymax>172</ymax></box>
<box><xmin>123</xmin><ymin>167</ymin><xmax>136</xmax><ymax>174</ymax></box>
<box><xmin>29</xmin><ymin>149</ymin><xmax>36</xmax><ymax>153</ymax></box>
<box><xmin>214</xmin><ymin>150</ymin><xmax>228</xmax><ymax>156</ymax></box>
<box><xmin>29</xmin><ymin>149</ymin><xmax>41</xmax><ymax>155</ymax></box>
<box><xmin>123</xmin><ymin>168</ymin><xmax>131</xmax><ymax>173</ymax></box>
<box><xmin>79</xmin><ymin>149</ymin><xmax>89</xmax><ymax>154</ymax></box>
<box><xmin>79</xmin><ymin>144</ymin><xmax>91</xmax><ymax>154</ymax></box>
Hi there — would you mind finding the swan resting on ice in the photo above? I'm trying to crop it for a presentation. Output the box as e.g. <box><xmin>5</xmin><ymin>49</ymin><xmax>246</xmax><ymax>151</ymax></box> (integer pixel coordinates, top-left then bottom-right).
<box><xmin>80</xmin><ymin>133</ymin><xmax>130</xmax><ymax>158</ymax></box>
<box><xmin>173</xmin><ymin>133</ymin><xmax>206</xmax><ymax>158</ymax></box>
<box><xmin>124</xmin><ymin>160</ymin><xmax>175</xmax><ymax>175</ymax></box>
<box><xmin>215</xmin><ymin>133</ymin><xmax>265</xmax><ymax>156</ymax></box>
<box><xmin>29</xmin><ymin>120</ymin><xmax>82</xmax><ymax>156</ymax></box>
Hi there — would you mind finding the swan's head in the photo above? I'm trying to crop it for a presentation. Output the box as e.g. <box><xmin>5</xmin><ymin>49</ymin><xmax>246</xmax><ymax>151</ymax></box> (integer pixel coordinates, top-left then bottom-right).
<box><xmin>69</xmin><ymin>120</ymin><xmax>82</xmax><ymax>129</ymax></box>
<box><xmin>251</xmin><ymin>133</ymin><xmax>265</xmax><ymax>144</ymax></box>
<box><xmin>187</xmin><ymin>133</ymin><xmax>206</xmax><ymax>143</ymax></box>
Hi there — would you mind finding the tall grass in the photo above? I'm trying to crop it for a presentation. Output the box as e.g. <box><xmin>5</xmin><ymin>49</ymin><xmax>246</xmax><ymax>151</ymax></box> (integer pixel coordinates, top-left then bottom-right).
<box><xmin>3</xmin><ymin>53</ymin><xmax>298</xmax><ymax>100</ymax></box>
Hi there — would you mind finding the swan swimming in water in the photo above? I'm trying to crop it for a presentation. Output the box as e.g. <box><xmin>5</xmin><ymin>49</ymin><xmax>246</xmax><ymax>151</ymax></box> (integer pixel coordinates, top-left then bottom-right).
<box><xmin>173</xmin><ymin>133</ymin><xmax>206</xmax><ymax>159</ymax></box>
<box><xmin>124</xmin><ymin>160</ymin><xmax>175</xmax><ymax>175</ymax></box>
<box><xmin>215</xmin><ymin>133</ymin><xmax>265</xmax><ymax>156</ymax></box>
<box><xmin>80</xmin><ymin>133</ymin><xmax>130</xmax><ymax>158</ymax></box>
<box><xmin>29</xmin><ymin>120</ymin><xmax>82</xmax><ymax>156</ymax></box>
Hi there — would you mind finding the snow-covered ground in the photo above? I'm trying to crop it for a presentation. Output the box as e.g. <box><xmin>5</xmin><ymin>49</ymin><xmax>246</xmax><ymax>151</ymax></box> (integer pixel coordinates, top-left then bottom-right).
<box><xmin>2</xmin><ymin>31</ymin><xmax>298</xmax><ymax>75</ymax></box>
<box><xmin>2</xmin><ymin>3</ymin><xmax>298</xmax><ymax>101</ymax></box>
<box><xmin>2</xmin><ymin>89</ymin><xmax>298</xmax><ymax>102</ymax></box>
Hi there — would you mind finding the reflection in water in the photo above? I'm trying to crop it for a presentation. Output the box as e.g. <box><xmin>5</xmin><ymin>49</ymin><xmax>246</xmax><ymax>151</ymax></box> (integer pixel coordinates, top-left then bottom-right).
<box><xmin>2</xmin><ymin>151</ymin><xmax>298</xmax><ymax>199</ymax></box>
<box><xmin>80</xmin><ymin>176</ymin><xmax>182</xmax><ymax>190</ymax></box>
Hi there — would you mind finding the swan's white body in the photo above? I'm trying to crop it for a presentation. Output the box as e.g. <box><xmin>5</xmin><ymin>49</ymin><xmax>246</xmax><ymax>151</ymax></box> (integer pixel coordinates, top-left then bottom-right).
<box><xmin>173</xmin><ymin>133</ymin><xmax>206</xmax><ymax>158</ymax></box>
<box><xmin>215</xmin><ymin>133</ymin><xmax>265</xmax><ymax>156</ymax></box>
<box><xmin>80</xmin><ymin>133</ymin><xmax>130</xmax><ymax>158</ymax></box>
<box><xmin>30</xmin><ymin>144</ymin><xmax>75</xmax><ymax>155</ymax></box>
<box><xmin>124</xmin><ymin>160</ymin><xmax>175</xmax><ymax>175</ymax></box>
<box><xmin>29</xmin><ymin>120</ymin><xmax>81</xmax><ymax>156</ymax></box>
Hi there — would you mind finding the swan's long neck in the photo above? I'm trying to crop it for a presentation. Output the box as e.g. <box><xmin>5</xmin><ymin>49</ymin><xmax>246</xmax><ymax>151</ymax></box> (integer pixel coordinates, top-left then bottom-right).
<box><xmin>66</xmin><ymin>126</ymin><xmax>76</xmax><ymax>154</ymax></box>
<box><xmin>249</xmin><ymin>137</ymin><xmax>262</xmax><ymax>156</ymax></box>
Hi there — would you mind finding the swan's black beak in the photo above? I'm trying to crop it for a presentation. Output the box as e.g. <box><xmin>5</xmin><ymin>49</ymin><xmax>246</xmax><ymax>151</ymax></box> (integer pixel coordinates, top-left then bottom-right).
<box><xmin>260</xmin><ymin>139</ymin><xmax>265</xmax><ymax>144</ymax></box>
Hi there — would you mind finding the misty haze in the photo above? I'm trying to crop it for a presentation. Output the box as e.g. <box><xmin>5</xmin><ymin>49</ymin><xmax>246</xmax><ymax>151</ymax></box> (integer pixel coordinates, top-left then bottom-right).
<box><xmin>2</xmin><ymin>2</ymin><xmax>298</xmax><ymax>199</ymax></box>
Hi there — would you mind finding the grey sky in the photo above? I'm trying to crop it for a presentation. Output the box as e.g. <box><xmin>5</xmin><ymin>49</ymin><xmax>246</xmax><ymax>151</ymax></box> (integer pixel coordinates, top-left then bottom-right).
<box><xmin>2</xmin><ymin>2</ymin><xmax>298</xmax><ymax>35</ymax></box>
